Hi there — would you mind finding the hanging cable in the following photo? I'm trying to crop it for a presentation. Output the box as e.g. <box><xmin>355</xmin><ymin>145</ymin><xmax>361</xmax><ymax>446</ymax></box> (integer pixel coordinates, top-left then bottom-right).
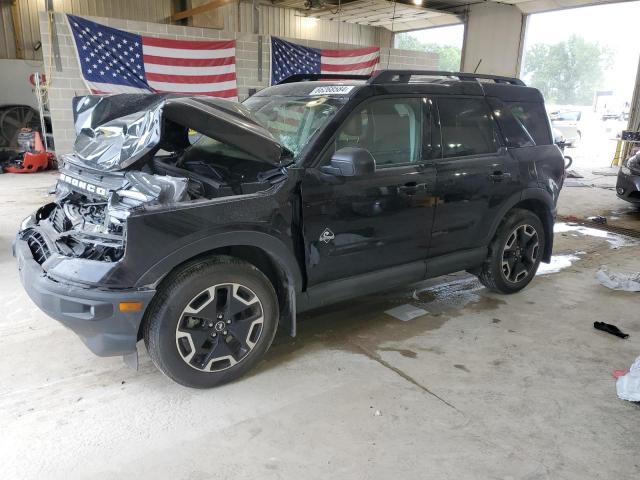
<box><xmin>387</xmin><ymin>0</ymin><xmax>397</xmax><ymax>69</ymax></box>
<box><xmin>338</xmin><ymin>0</ymin><xmax>341</xmax><ymax>46</ymax></box>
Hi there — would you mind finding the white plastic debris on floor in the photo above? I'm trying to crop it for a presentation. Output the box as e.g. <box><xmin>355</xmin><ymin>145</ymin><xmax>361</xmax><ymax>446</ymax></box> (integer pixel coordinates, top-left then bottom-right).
<box><xmin>537</xmin><ymin>254</ymin><xmax>580</xmax><ymax>275</ymax></box>
<box><xmin>617</xmin><ymin>356</ymin><xmax>640</xmax><ymax>402</ymax></box>
<box><xmin>384</xmin><ymin>304</ymin><xmax>428</xmax><ymax>321</ymax></box>
<box><xmin>596</xmin><ymin>267</ymin><xmax>640</xmax><ymax>292</ymax></box>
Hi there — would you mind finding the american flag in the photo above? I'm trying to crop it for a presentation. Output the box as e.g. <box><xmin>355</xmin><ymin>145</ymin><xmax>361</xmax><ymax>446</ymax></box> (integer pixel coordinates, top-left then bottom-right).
<box><xmin>67</xmin><ymin>15</ymin><xmax>238</xmax><ymax>100</ymax></box>
<box><xmin>271</xmin><ymin>37</ymin><xmax>379</xmax><ymax>85</ymax></box>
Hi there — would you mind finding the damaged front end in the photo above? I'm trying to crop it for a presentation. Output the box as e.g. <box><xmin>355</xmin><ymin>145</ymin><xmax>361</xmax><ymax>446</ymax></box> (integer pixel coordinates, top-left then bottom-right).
<box><xmin>45</xmin><ymin>167</ymin><xmax>189</xmax><ymax>263</ymax></box>
<box><xmin>22</xmin><ymin>93</ymin><xmax>290</xmax><ymax>266</ymax></box>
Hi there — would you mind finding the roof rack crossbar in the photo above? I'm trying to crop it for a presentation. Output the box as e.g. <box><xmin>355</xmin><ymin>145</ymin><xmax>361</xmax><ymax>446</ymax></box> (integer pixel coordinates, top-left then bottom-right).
<box><xmin>368</xmin><ymin>70</ymin><xmax>525</xmax><ymax>86</ymax></box>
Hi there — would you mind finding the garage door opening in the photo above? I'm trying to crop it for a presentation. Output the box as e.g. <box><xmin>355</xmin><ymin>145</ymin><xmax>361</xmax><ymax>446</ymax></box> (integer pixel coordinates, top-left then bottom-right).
<box><xmin>395</xmin><ymin>24</ymin><xmax>464</xmax><ymax>72</ymax></box>
<box><xmin>521</xmin><ymin>1</ymin><xmax>640</xmax><ymax>170</ymax></box>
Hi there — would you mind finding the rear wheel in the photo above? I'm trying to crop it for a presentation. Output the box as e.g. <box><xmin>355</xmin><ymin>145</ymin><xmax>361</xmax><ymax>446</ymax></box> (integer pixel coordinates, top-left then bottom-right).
<box><xmin>143</xmin><ymin>256</ymin><xmax>279</xmax><ymax>388</ymax></box>
<box><xmin>478</xmin><ymin>209</ymin><xmax>545</xmax><ymax>294</ymax></box>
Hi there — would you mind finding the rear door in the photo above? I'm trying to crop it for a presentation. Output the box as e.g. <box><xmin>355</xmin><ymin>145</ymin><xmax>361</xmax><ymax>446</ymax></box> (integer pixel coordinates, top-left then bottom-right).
<box><xmin>301</xmin><ymin>96</ymin><xmax>440</xmax><ymax>285</ymax></box>
<box><xmin>429</xmin><ymin>96</ymin><xmax>520</xmax><ymax>258</ymax></box>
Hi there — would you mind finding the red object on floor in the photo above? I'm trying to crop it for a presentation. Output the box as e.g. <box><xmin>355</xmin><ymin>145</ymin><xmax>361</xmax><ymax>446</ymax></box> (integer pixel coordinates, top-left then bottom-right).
<box><xmin>612</xmin><ymin>370</ymin><xmax>628</xmax><ymax>379</ymax></box>
<box><xmin>3</xmin><ymin>131</ymin><xmax>55</xmax><ymax>173</ymax></box>
<box><xmin>4</xmin><ymin>152</ymin><xmax>52</xmax><ymax>173</ymax></box>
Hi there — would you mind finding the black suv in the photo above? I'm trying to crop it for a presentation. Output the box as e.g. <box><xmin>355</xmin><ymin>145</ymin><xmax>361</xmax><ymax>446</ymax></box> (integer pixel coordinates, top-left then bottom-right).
<box><xmin>14</xmin><ymin>70</ymin><xmax>565</xmax><ymax>387</ymax></box>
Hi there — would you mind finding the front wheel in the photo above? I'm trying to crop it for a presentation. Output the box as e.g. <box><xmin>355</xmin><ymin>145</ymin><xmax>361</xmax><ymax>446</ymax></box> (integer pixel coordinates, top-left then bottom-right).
<box><xmin>143</xmin><ymin>256</ymin><xmax>279</xmax><ymax>388</ymax></box>
<box><xmin>478</xmin><ymin>209</ymin><xmax>545</xmax><ymax>294</ymax></box>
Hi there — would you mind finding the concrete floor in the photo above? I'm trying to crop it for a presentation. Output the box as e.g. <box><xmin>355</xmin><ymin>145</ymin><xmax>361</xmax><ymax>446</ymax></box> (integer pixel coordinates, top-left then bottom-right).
<box><xmin>558</xmin><ymin>167</ymin><xmax>640</xmax><ymax>230</ymax></box>
<box><xmin>1</xmin><ymin>172</ymin><xmax>639</xmax><ymax>480</ymax></box>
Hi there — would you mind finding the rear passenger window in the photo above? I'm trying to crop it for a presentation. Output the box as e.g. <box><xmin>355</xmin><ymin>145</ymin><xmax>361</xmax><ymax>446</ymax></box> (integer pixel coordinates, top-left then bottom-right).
<box><xmin>506</xmin><ymin>101</ymin><xmax>552</xmax><ymax>146</ymax></box>
<box><xmin>486</xmin><ymin>97</ymin><xmax>535</xmax><ymax>148</ymax></box>
<box><xmin>438</xmin><ymin>98</ymin><xmax>500</xmax><ymax>158</ymax></box>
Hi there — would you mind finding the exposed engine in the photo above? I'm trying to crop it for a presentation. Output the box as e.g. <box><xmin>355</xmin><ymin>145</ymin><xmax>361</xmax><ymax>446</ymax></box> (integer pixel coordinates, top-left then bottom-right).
<box><xmin>27</xmin><ymin>93</ymin><xmax>289</xmax><ymax>264</ymax></box>
<box><xmin>45</xmin><ymin>152</ymin><xmax>284</xmax><ymax>263</ymax></box>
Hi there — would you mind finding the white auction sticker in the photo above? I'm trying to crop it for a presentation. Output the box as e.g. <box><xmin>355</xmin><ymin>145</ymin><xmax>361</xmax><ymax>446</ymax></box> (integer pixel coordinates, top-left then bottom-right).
<box><xmin>309</xmin><ymin>85</ymin><xmax>355</xmax><ymax>96</ymax></box>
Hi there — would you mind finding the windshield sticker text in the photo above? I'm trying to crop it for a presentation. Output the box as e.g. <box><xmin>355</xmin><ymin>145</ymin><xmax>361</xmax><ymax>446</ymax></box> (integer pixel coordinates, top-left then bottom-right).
<box><xmin>309</xmin><ymin>86</ymin><xmax>355</xmax><ymax>96</ymax></box>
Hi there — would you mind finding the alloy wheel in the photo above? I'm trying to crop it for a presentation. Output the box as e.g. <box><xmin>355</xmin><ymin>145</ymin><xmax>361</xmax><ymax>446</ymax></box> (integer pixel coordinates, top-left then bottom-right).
<box><xmin>501</xmin><ymin>224</ymin><xmax>539</xmax><ymax>283</ymax></box>
<box><xmin>175</xmin><ymin>283</ymin><xmax>264</xmax><ymax>372</ymax></box>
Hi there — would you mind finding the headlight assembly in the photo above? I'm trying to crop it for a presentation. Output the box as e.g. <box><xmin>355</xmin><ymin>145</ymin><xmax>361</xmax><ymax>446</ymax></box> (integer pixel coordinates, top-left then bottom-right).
<box><xmin>627</xmin><ymin>154</ymin><xmax>640</xmax><ymax>175</ymax></box>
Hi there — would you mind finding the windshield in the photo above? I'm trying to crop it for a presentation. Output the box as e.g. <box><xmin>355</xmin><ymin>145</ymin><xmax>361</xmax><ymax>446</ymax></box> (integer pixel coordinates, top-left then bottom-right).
<box><xmin>243</xmin><ymin>95</ymin><xmax>347</xmax><ymax>159</ymax></box>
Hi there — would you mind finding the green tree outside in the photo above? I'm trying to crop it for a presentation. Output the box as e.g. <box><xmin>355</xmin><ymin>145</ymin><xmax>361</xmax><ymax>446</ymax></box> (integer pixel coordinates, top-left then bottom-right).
<box><xmin>395</xmin><ymin>33</ymin><xmax>462</xmax><ymax>72</ymax></box>
<box><xmin>522</xmin><ymin>35</ymin><xmax>613</xmax><ymax>105</ymax></box>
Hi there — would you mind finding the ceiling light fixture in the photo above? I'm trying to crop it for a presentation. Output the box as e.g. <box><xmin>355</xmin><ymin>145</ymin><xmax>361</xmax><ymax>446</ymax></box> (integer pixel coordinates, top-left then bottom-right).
<box><xmin>413</xmin><ymin>0</ymin><xmax>422</xmax><ymax>5</ymax></box>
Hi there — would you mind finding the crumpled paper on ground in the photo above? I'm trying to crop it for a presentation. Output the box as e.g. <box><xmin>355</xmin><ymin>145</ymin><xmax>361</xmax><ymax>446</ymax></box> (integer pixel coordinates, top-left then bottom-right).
<box><xmin>596</xmin><ymin>267</ymin><xmax>640</xmax><ymax>292</ymax></box>
<box><xmin>617</xmin><ymin>356</ymin><xmax>640</xmax><ymax>402</ymax></box>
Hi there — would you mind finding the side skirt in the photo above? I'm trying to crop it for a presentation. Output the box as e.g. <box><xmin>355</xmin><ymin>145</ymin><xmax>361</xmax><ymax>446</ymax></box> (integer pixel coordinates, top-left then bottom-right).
<box><xmin>296</xmin><ymin>247</ymin><xmax>487</xmax><ymax>314</ymax></box>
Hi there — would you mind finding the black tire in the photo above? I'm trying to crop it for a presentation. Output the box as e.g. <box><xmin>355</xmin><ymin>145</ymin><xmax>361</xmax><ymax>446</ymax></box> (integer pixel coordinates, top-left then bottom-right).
<box><xmin>143</xmin><ymin>256</ymin><xmax>279</xmax><ymax>388</ymax></box>
<box><xmin>477</xmin><ymin>209</ymin><xmax>545</xmax><ymax>294</ymax></box>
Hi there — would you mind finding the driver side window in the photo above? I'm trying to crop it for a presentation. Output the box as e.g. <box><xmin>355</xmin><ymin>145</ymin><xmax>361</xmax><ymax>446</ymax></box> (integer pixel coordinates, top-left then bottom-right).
<box><xmin>333</xmin><ymin>98</ymin><xmax>423</xmax><ymax>168</ymax></box>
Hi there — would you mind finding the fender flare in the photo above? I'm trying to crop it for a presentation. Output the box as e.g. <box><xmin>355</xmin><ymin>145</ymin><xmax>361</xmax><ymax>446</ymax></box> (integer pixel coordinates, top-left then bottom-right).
<box><xmin>135</xmin><ymin>231</ymin><xmax>304</xmax><ymax>337</ymax></box>
<box><xmin>136</xmin><ymin>230</ymin><xmax>303</xmax><ymax>290</ymax></box>
<box><xmin>484</xmin><ymin>188</ymin><xmax>556</xmax><ymax>262</ymax></box>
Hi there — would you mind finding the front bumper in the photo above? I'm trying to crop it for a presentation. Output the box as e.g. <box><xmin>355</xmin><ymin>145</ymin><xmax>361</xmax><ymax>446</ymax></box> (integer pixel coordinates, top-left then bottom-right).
<box><xmin>616</xmin><ymin>170</ymin><xmax>640</xmax><ymax>203</ymax></box>
<box><xmin>14</xmin><ymin>231</ymin><xmax>155</xmax><ymax>357</ymax></box>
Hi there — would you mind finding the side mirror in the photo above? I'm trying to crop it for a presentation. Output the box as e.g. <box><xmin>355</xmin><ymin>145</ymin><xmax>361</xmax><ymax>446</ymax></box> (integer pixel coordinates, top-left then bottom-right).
<box><xmin>321</xmin><ymin>147</ymin><xmax>376</xmax><ymax>177</ymax></box>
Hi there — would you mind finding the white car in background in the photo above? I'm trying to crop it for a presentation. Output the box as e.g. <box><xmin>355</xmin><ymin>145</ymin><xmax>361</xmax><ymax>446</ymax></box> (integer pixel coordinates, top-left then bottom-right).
<box><xmin>549</xmin><ymin>110</ymin><xmax>582</xmax><ymax>147</ymax></box>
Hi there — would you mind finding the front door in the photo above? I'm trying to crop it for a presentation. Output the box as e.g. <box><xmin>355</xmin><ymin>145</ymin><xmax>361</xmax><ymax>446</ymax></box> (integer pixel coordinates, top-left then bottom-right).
<box><xmin>301</xmin><ymin>96</ymin><xmax>440</xmax><ymax>286</ymax></box>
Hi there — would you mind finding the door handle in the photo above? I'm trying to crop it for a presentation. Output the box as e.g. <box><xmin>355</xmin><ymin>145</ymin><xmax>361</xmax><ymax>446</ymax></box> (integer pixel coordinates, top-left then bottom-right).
<box><xmin>489</xmin><ymin>171</ymin><xmax>511</xmax><ymax>182</ymax></box>
<box><xmin>399</xmin><ymin>182</ymin><xmax>426</xmax><ymax>194</ymax></box>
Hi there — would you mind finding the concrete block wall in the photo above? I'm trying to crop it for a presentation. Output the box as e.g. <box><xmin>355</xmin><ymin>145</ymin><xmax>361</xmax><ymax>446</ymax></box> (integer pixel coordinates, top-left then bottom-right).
<box><xmin>39</xmin><ymin>12</ymin><xmax>438</xmax><ymax>154</ymax></box>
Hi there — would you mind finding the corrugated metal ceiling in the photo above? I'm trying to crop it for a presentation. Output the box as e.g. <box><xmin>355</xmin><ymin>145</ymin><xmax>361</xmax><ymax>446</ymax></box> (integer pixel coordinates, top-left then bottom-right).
<box><xmin>273</xmin><ymin>0</ymin><xmax>639</xmax><ymax>32</ymax></box>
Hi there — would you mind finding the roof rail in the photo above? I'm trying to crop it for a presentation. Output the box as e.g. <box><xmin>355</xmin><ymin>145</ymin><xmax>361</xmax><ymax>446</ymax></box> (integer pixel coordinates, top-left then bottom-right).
<box><xmin>368</xmin><ymin>70</ymin><xmax>525</xmax><ymax>86</ymax></box>
<box><xmin>277</xmin><ymin>73</ymin><xmax>371</xmax><ymax>84</ymax></box>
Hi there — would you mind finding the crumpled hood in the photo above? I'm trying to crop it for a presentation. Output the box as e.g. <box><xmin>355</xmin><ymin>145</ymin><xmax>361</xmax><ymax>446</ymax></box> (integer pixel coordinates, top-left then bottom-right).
<box><xmin>71</xmin><ymin>93</ymin><xmax>288</xmax><ymax>172</ymax></box>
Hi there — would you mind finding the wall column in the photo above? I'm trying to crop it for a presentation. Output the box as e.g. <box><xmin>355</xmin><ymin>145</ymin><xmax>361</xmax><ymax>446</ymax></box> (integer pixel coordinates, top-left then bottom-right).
<box><xmin>461</xmin><ymin>2</ymin><xmax>525</xmax><ymax>77</ymax></box>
